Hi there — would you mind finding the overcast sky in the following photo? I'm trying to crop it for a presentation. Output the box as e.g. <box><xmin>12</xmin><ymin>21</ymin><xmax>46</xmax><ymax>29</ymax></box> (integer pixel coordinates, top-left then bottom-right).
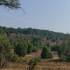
<box><xmin>0</xmin><ymin>0</ymin><xmax>70</xmax><ymax>33</ymax></box>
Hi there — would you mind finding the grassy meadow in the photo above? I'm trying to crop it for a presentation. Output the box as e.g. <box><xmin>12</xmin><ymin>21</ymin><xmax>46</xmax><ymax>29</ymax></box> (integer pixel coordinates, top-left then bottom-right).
<box><xmin>1</xmin><ymin>50</ymin><xmax>70</xmax><ymax>70</ymax></box>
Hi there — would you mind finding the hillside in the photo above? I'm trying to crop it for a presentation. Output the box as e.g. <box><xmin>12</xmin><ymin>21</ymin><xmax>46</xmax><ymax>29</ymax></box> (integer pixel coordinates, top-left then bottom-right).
<box><xmin>0</xmin><ymin>26</ymin><xmax>70</xmax><ymax>70</ymax></box>
<box><xmin>0</xmin><ymin>26</ymin><xmax>70</xmax><ymax>48</ymax></box>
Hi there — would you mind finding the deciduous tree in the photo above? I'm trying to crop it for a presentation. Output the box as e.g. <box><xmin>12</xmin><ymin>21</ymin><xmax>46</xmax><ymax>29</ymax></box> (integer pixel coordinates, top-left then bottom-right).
<box><xmin>0</xmin><ymin>0</ymin><xmax>20</xmax><ymax>9</ymax></box>
<box><xmin>0</xmin><ymin>34</ymin><xmax>11</xmax><ymax>67</ymax></box>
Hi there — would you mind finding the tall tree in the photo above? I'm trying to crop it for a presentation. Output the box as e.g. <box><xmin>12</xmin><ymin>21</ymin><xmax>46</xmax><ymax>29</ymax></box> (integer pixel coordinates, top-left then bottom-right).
<box><xmin>0</xmin><ymin>34</ymin><xmax>11</xmax><ymax>67</ymax></box>
<box><xmin>14</xmin><ymin>41</ymin><xmax>28</xmax><ymax>57</ymax></box>
<box><xmin>56</xmin><ymin>40</ymin><xmax>70</xmax><ymax>61</ymax></box>
<box><xmin>41</xmin><ymin>46</ymin><xmax>53</xmax><ymax>59</ymax></box>
<box><xmin>27</xmin><ymin>42</ymin><xmax>33</xmax><ymax>54</ymax></box>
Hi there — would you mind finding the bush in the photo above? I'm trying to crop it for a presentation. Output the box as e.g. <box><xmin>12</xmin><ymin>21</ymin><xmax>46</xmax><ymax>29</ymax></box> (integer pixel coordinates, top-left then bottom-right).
<box><xmin>23</xmin><ymin>58</ymin><xmax>28</xmax><ymax>62</ymax></box>
<box><xmin>6</xmin><ymin>52</ymin><xmax>14</xmax><ymax>62</ymax></box>
<box><xmin>28</xmin><ymin>57</ymin><xmax>41</xmax><ymax>70</ymax></box>
<box><xmin>7</xmin><ymin>52</ymin><xmax>22</xmax><ymax>62</ymax></box>
<box><xmin>32</xmin><ymin>46</ymin><xmax>38</xmax><ymax>52</ymax></box>
<box><xmin>66</xmin><ymin>56</ymin><xmax>70</xmax><ymax>62</ymax></box>
<box><xmin>41</xmin><ymin>47</ymin><xmax>53</xmax><ymax>59</ymax></box>
<box><xmin>14</xmin><ymin>41</ymin><xmax>28</xmax><ymax>57</ymax></box>
<box><xmin>59</xmin><ymin>55</ymin><xmax>66</xmax><ymax>62</ymax></box>
<box><xmin>27</xmin><ymin>42</ymin><xmax>33</xmax><ymax>54</ymax></box>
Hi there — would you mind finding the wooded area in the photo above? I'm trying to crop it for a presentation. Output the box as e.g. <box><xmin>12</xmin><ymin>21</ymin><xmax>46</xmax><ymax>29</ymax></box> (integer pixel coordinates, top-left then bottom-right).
<box><xmin>0</xmin><ymin>26</ymin><xmax>70</xmax><ymax>70</ymax></box>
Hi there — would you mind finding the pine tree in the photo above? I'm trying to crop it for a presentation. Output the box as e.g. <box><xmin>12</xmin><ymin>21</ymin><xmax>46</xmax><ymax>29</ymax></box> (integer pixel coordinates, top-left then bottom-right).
<box><xmin>41</xmin><ymin>47</ymin><xmax>53</xmax><ymax>59</ymax></box>
<box><xmin>14</xmin><ymin>41</ymin><xmax>28</xmax><ymax>57</ymax></box>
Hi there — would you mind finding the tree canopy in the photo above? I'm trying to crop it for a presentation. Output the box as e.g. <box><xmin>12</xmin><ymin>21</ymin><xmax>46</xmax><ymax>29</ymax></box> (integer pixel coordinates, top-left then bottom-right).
<box><xmin>0</xmin><ymin>0</ymin><xmax>20</xmax><ymax>9</ymax></box>
<box><xmin>41</xmin><ymin>46</ymin><xmax>53</xmax><ymax>59</ymax></box>
<box><xmin>0</xmin><ymin>34</ymin><xmax>11</xmax><ymax>67</ymax></box>
<box><xmin>14</xmin><ymin>41</ymin><xmax>28</xmax><ymax>57</ymax></box>
<box><xmin>55</xmin><ymin>40</ymin><xmax>70</xmax><ymax>61</ymax></box>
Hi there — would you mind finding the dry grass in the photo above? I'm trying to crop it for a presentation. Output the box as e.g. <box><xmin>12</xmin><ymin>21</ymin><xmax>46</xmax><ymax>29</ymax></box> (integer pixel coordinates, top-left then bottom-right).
<box><xmin>35</xmin><ymin>59</ymin><xmax>70</xmax><ymax>70</ymax></box>
<box><xmin>23</xmin><ymin>50</ymin><xmax>42</xmax><ymax>59</ymax></box>
<box><xmin>0</xmin><ymin>62</ymin><xmax>29</xmax><ymax>70</ymax></box>
<box><xmin>1</xmin><ymin>60</ymin><xmax>70</xmax><ymax>70</ymax></box>
<box><xmin>1</xmin><ymin>50</ymin><xmax>70</xmax><ymax>70</ymax></box>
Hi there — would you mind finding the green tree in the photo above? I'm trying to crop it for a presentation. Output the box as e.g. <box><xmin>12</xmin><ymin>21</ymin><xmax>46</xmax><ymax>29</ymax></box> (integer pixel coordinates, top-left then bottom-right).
<box><xmin>59</xmin><ymin>54</ymin><xmax>66</xmax><ymax>61</ymax></box>
<box><xmin>56</xmin><ymin>40</ymin><xmax>70</xmax><ymax>61</ymax></box>
<box><xmin>47</xmin><ymin>43</ymin><xmax>50</xmax><ymax>47</ymax></box>
<box><xmin>0</xmin><ymin>26</ymin><xmax>5</xmax><ymax>34</ymax></box>
<box><xmin>32</xmin><ymin>46</ymin><xmax>38</xmax><ymax>52</ymax></box>
<box><xmin>0</xmin><ymin>34</ymin><xmax>11</xmax><ymax>67</ymax></box>
<box><xmin>41</xmin><ymin>47</ymin><xmax>53</xmax><ymax>59</ymax></box>
<box><xmin>0</xmin><ymin>0</ymin><xmax>20</xmax><ymax>9</ymax></box>
<box><xmin>32</xmin><ymin>36</ymin><xmax>42</xmax><ymax>48</ymax></box>
<box><xmin>14</xmin><ymin>41</ymin><xmax>28</xmax><ymax>57</ymax></box>
<box><xmin>56</xmin><ymin>45</ymin><xmax>63</xmax><ymax>57</ymax></box>
<box><xmin>28</xmin><ymin>57</ymin><xmax>41</xmax><ymax>70</ymax></box>
<box><xmin>51</xmin><ymin>45</ymin><xmax>58</xmax><ymax>51</ymax></box>
<box><xmin>0</xmin><ymin>0</ymin><xmax>25</xmax><ymax>13</ymax></box>
<box><xmin>66</xmin><ymin>40</ymin><xmax>70</xmax><ymax>61</ymax></box>
<box><xmin>46</xmin><ymin>43</ymin><xmax>51</xmax><ymax>51</ymax></box>
<box><xmin>6</xmin><ymin>52</ymin><xmax>21</xmax><ymax>62</ymax></box>
<box><xmin>27</xmin><ymin>42</ymin><xmax>33</xmax><ymax>54</ymax></box>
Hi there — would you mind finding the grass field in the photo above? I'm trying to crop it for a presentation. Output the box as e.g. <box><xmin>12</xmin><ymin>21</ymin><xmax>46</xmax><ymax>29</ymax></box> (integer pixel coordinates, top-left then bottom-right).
<box><xmin>1</xmin><ymin>50</ymin><xmax>70</xmax><ymax>70</ymax></box>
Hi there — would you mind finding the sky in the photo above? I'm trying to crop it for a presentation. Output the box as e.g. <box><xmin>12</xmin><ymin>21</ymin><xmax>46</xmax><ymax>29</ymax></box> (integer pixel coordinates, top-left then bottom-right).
<box><xmin>0</xmin><ymin>0</ymin><xmax>70</xmax><ymax>33</ymax></box>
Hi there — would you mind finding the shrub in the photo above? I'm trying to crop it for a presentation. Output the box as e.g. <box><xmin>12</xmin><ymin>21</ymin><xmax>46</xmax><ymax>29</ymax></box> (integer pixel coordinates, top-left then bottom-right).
<box><xmin>59</xmin><ymin>54</ymin><xmax>66</xmax><ymax>62</ymax></box>
<box><xmin>7</xmin><ymin>52</ymin><xmax>22</xmax><ymax>62</ymax></box>
<box><xmin>41</xmin><ymin>47</ymin><xmax>53</xmax><ymax>59</ymax></box>
<box><xmin>27</xmin><ymin>42</ymin><xmax>33</xmax><ymax>54</ymax></box>
<box><xmin>32</xmin><ymin>46</ymin><xmax>38</xmax><ymax>52</ymax></box>
<box><xmin>28</xmin><ymin>57</ymin><xmax>41</xmax><ymax>70</ymax></box>
<box><xmin>14</xmin><ymin>41</ymin><xmax>28</xmax><ymax>57</ymax></box>
<box><xmin>66</xmin><ymin>56</ymin><xmax>70</xmax><ymax>62</ymax></box>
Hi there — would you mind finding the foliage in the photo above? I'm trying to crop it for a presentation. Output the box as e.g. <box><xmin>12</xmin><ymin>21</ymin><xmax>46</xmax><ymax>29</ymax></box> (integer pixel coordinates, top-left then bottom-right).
<box><xmin>51</xmin><ymin>45</ymin><xmax>58</xmax><ymax>51</ymax></box>
<box><xmin>0</xmin><ymin>26</ymin><xmax>70</xmax><ymax>41</ymax></box>
<box><xmin>56</xmin><ymin>45</ymin><xmax>63</xmax><ymax>57</ymax></box>
<box><xmin>23</xmin><ymin>58</ymin><xmax>28</xmax><ymax>62</ymax></box>
<box><xmin>7</xmin><ymin>52</ymin><xmax>22</xmax><ymax>62</ymax></box>
<box><xmin>46</xmin><ymin>43</ymin><xmax>50</xmax><ymax>47</ymax></box>
<box><xmin>0</xmin><ymin>34</ymin><xmax>11</xmax><ymax>67</ymax></box>
<box><xmin>32</xmin><ymin>36</ymin><xmax>42</xmax><ymax>48</ymax></box>
<box><xmin>52</xmin><ymin>38</ymin><xmax>56</xmax><ymax>42</ymax></box>
<box><xmin>14</xmin><ymin>41</ymin><xmax>28</xmax><ymax>57</ymax></box>
<box><xmin>41</xmin><ymin>46</ymin><xmax>53</xmax><ymax>59</ymax></box>
<box><xmin>59</xmin><ymin>54</ymin><xmax>66</xmax><ymax>61</ymax></box>
<box><xmin>0</xmin><ymin>26</ymin><xmax>70</xmax><ymax>50</ymax></box>
<box><xmin>32</xmin><ymin>46</ymin><xmax>38</xmax><ymax>52</ymax></box>
<box><xmin>0</xmin><ymin>0</ymin><xmax>20</xmax><ymax>9</ymax></box>
<box><xmin>27</xmin><ymin>42</ymin><xmax>33</xmax><ymax>54</ymax></box>
<box><xmin>56</xmin><ymin>40</ymin><xmax>70</xmax><ymax>61</ymax></box>
<box><xmin>66</xmin><ymin>56</ymin><xmax>70</xmax><ymax>61</ymax></box>
<box><xmin>28</xmin><ymin>57</ymin><xmax>41</xmax><ymax>70</ymax></box>
<box><xmin>46</xmin><ymin>43</ymin><xmax>51</xmax><ymax>51</ymax></box>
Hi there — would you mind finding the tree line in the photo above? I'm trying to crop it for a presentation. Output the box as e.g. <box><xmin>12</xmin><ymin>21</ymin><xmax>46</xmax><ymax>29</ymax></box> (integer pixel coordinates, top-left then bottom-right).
<box><xmin>0</xmin><ymin>26</ymin><xmax>70</xmax><ymax>69</ymax></box>
<box><xmin>0</xmin><ymin>33</ymin><xmax>70</xmax><ymax>70</ymax></box>
<box><xmin>0</xmin><ymin>26</ymin><xmax>70</xmax><ymax>40</ymax></box>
